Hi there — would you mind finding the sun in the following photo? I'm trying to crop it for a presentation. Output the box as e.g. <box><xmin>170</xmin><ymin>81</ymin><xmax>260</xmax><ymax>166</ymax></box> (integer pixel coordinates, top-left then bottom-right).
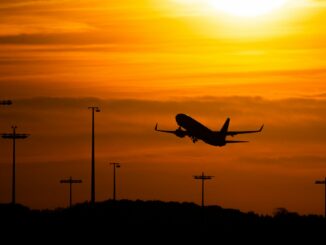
<box><xmin>208</xmin><ymin>0</ymin><xmax>288</xmax><ymax>17</ymax></box>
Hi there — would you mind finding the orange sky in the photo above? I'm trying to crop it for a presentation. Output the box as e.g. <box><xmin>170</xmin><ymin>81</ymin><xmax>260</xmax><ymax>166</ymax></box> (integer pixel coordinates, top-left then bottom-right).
<box><xmin>1</xmin><ymin>0</ymin><xmax>326</xmax><ymax>215</ymax></box>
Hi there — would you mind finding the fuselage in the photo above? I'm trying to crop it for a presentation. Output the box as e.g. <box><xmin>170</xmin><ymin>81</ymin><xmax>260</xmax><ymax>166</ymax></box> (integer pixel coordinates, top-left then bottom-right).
<box><xmin>175</xmin><ymin>113</ymin><xmax>226</xmax><ymax>146</ymax></box>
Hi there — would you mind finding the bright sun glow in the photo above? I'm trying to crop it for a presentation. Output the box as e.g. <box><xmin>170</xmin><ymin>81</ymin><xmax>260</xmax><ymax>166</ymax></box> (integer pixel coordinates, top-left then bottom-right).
<box><xmin>209</xmin><ymin>0</ymin><xmax>288</xmax><ymax>17</ymax></box>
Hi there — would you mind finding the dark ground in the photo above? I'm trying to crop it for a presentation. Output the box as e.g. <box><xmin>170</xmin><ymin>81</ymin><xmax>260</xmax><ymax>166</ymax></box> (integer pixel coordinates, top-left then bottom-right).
<box><xmin>1</xmin><ymin>200</ymin><xmax>325</xmax><ymax>242</ymax></box>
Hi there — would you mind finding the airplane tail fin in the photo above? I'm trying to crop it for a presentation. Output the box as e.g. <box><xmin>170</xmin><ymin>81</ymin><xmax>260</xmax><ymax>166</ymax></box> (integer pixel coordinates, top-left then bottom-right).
<box><xmin>220</xmin><ymin>118</ymin><xmax>230</xmax><ymax>136</ymax></box>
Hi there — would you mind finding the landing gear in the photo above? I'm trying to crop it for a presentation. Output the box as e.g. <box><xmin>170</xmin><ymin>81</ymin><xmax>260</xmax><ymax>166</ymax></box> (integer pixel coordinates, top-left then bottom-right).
<box><xmin>192</xmin><ymin>137</ymin><xmax>198</xmax><ymax>143</ymax></box>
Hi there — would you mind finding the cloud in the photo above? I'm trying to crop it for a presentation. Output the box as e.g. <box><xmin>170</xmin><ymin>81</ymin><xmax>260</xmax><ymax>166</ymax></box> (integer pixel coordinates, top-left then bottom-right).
<box><xmin>1</xmin><ymin>96</ymin><xmax>325</xmax><ymax>213</ymax></box>
<box><xmin>0</xmin><ymin>18</ymin><xmax>95</xmax><ymax>36</ymax></box>
<box><xmin>240</xmin><ymin>155</ymin><xmax>326</xmax><ymax>169</ymax></box>
<box><xmin>2</xmin><ymin>96</ymin><xmax>326</xmax><ymax>148</ymax></box>
<box><xmin>0</xmin><ymin>32</ymin><xmax>112</xmax><ymax>45</ymax></box>
<box><xmin>0</xmin><ymin>0</ymin><xmax>161</xmax><ymax>45</ymax></box>
<box><xmin>0</xmin><ymin>0</ymin><xmax>326</xmax><ymax>214</ymax></box>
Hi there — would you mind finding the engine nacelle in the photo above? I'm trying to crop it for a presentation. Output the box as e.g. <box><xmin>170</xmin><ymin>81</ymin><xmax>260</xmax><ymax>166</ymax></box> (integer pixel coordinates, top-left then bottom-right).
<box><xmin>175</xmin><ymin>128</ymin><xmax>186</xmax><ymax>138</ymax></box>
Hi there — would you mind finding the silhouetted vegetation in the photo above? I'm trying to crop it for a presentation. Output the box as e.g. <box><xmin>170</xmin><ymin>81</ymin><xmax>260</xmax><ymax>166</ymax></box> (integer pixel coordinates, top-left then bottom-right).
<box><xmin>1</xmin><ymin>200</ymin><xmax>325</xmax><ymax>241</ymax></box>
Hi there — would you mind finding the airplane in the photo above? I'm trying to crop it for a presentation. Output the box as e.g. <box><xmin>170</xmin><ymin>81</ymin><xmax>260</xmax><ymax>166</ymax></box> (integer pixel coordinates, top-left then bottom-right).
<box><xmin>155</xmin><ymin>113</ymin><xmax>263</xmax><ymax>147</ymax></box>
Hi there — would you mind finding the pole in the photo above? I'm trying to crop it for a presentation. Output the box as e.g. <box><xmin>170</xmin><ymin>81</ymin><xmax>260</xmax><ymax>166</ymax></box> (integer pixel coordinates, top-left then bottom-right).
<box><xmin>193</xmin><ymin>172</ymin><xmax>213</xmax><ymax>208</ymax></box>
<box><xmin>88</xmin><ymin>106</ymin><xmax>100</xmax><ymax>204</ymax></box>
<box><xmin>201</xmin><ymin>173</ymin><xmax>204</xmax><ymax>208</ymax></box>
<box><xmin>91</xmin><ymin>108</ymin><xmax>95</xmax><ymax>204</ymax></box>
<box><xmin>315</xmin><ymin>178</ymin><xmax>326</xmax><ymax>218</ymax></box>
<box><xmin>324</xmin><ymin>177</ymin><xmax>326</xmax><ymax>218</ymax></box>
<box><xmin>60</xmin><ymin>177</ymin><xmax>82</xmax><ymax>208</ymax></box>
<box><xmin>12</xmin><ymin>126</ymin><xmax>16</xmax><ymax>205</ymax></box>
<box><xmin>1</xmin><ymin>128</ymin><xmax>29</xmax><ymax>205</ymax></box>
<box><xmin>113</xmin><ymin>163</ymin><xmax>116</xmax><ymax>201</ymax></box>
<box><xmin>69</xmin><ymin>176</ymin><xmax>72</xmax><ymax>208</ymax></box>
<box><xmin>110</xmin><ymin>162</ymin><xmax>120</xmax><ymax>201</ymax></box>
<box><xmin>193</xmin><ymin>172</ymin><xmax>213</xmax><ymax>228</ymax></box>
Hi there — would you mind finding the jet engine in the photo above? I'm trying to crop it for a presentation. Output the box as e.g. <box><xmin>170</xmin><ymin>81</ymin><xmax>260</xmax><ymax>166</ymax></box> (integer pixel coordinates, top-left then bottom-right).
<box><xmin>175</xmin><ymin>128</ymin><xmax>186</xmax><ymax>138</ymax></box>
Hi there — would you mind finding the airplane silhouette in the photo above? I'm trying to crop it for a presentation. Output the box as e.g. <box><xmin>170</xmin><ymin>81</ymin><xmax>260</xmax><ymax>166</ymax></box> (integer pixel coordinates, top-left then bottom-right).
<box><xmin>155</xmin><ymin>113</ymin><xmax>263</xmax><ymax>147</ymax></box>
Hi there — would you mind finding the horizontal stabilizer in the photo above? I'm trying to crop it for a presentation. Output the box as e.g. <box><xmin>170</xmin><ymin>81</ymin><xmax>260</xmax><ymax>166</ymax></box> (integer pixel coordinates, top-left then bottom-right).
<box><xmin>225</xmin><ymin>140</ymin><xmax>249</xmax><ymax>144</ymax></box>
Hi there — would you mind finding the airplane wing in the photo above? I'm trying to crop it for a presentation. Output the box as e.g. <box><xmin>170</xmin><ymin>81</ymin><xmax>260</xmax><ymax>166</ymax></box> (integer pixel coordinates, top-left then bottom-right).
<box><xmin>155</xmin><ymin>123</ymin><xmax>188</xmax><ymax>138</ymax></box>
<box><xmin>155</xmin><ymin>123</ymin><xmax>177</xmax><ymax>134</ymax></box>
<box><xmin>226</xmin><ymin>140</ymin><xmax>249</xmax><ymax>144</ymax></box>
<box><xmin>227</xmin><ymin>125</ymin><xmax>264</xmax><ymax>136</ymax></box>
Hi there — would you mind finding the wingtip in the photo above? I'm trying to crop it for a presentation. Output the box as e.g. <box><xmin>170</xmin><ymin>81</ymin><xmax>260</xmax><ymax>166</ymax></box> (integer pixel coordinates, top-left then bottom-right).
<box><xmin>260</xmin><ymin>124</ymin><xmax>264</xmax><ymax>131</ymax></box>
<box><xmin>155</xmin><ymin>123</ymin><xmax>158</xmax><ymax>131</ymax></box>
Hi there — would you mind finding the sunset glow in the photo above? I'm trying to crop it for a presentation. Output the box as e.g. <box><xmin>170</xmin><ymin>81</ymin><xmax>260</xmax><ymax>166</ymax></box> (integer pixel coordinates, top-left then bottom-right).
<box><xmin>0</xmin><ymin>0</ymin><xmax>326</xmax><ymax>216</ymax></box>
<box><xmin>209</xmin><ymin>0</ymin><xmax>288</xmax><ymax>17</ymax></box>
<box><xmin>171</xmin><ymin>0</ymin><xmax>288</xmax><ymax>17</ymax></box>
